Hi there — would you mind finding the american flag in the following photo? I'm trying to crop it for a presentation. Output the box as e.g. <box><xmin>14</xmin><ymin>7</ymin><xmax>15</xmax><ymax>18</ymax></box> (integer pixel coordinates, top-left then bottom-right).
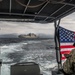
<box><xmin>59</xmin><ymin>26</ymin><xmax>75</xmax><ymax>60</ymax></box>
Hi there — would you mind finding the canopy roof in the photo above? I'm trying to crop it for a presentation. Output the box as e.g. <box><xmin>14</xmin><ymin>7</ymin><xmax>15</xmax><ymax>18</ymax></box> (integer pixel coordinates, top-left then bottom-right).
<box><xmin>0</xmin><ymin>0</ymin><xmax>75</xmax><ymax>23</ymax></box>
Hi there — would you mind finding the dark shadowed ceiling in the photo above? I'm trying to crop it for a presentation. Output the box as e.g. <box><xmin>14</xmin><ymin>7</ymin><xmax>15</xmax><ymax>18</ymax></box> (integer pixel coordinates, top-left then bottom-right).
<box><xmin>0</xmin><ymin>0</ymin><xmax>75</xmax><ymax>23</ymax></box>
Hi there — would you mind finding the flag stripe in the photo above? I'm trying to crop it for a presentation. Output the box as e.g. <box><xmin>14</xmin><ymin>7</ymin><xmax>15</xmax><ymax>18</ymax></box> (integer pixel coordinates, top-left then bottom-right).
<box><xmin>61</xmin><ymin>56</ymin><xmax>66</xmax><ymax>60</ymax></box>
<box><xmin>61</xmin><ymin>43</ymin><xmax>73</xmax><ymax>45</ymax></box>
<box><xmin>61</xmin><ymin>48</ymin><xmax>73</xmax><ymax>51</ymax></box>
<box><xmin>60</xmin><ymin>45</ymin><xmax>75</xmax><ymax>48</ymax></box>
<box><xmin>62</xmin><ymin>54</ymin><xmax>66</xmax><ymax>60</ymax></box>
<box><xmin>61</xmin><ymin>51</ymin><xmax>71</xmax><ymax>54</ymax></box>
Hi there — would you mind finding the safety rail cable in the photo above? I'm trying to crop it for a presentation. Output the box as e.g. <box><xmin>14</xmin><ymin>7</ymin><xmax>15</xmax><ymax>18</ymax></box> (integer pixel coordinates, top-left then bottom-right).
<box><xmin>15</xmin><ymin>0</ymin><xmax>49</xmax><ymax>8</ymax></box>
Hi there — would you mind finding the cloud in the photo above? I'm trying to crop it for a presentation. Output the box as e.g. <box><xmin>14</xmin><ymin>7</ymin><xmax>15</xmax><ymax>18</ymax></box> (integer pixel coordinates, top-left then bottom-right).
<box><xmin>0</xmin><ymin>21</ymin><xmax>54</xmax><ymax>35</ymax></box>
<box><xmin>60</xmin><ymin>12</ymin><xmax>75</xmax><ymax>31</ymax></box>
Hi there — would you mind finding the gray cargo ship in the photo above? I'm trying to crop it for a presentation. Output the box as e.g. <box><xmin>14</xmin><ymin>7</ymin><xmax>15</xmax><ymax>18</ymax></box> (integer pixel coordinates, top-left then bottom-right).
<box><xmin>19</xmin><ymin>33</ymin><xmax>38</xmax><ymax>38</ymax></box>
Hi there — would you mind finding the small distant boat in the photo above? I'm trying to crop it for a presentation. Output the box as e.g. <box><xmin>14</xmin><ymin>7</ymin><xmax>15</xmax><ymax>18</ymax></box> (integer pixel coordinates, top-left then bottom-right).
<box><xmin>19</xmin><ymin>33</ymin><xmax>38</xmax><ymax>38</ymax></box>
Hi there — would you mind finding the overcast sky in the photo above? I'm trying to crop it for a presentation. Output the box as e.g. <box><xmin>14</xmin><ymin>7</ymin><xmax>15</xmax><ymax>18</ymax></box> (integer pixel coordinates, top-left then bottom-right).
<box><xmin>0</xmin><ymin>12</ymin><xmax>75</xmax><ymax>38</ymax></box>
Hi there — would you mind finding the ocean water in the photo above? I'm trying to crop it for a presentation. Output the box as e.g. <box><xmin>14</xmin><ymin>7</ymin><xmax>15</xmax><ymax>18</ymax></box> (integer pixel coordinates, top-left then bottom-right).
<box><xmin>1</xmin><ymin>39</ymin><xmax>57</xmax><ymax>75</ymax></box>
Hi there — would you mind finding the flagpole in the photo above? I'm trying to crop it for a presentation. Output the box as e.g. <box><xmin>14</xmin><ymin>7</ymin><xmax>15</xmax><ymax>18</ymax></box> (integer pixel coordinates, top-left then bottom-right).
<box><xmin>56</xmin><ymin>19</ymin><xmax>62</xmax><ymax>66</ymax></box>
<box><xmin>0</xmin><ymin>59</ymin><xmax>2</xmax><ymax>75</ymax></box>
<box><xmin>0</xmin><ymin>46</ymin><xmax>2</xmax><ymax>75</ymax></box>
<box><xmin>54</xmin><ymin>19</ymin><xmax>62</xmax><ymax>72</ymax></box>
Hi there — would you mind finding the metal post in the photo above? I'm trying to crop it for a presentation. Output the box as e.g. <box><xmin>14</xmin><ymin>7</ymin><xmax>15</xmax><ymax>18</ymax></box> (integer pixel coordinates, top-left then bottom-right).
<box><xmin>0</xmin><ymin>59</ymin><xmax>2</xmax><ymax>75</ymax></box>
<box><xmin>54</xmin><ymin>19</ymin><xmax>62</xmax><ymax>71</ymax></box>
<box><xmin>0</xmin><ymin>47</ymin><xmax>2</xmax><ymax>75</ymax></box>
<box><xmin>9</xmin><ymin>0</ymin><xmax>12</xmax><ymax>13</ymax></box>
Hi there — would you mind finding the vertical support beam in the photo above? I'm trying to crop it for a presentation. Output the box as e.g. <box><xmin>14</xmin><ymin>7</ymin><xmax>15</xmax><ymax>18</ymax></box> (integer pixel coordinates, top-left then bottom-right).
<box><xmin>0</xmin><ymin>50</ymin><xmax>2</xmax><ymax>75</ymax></box>
<box><xmin>9</xmin><ymin>0</ymin><xmax>12</xmax><ymax>13</ymax></box>
<box><xmin>52</xmin><ymin>1</ymin><xmax>75</xmax><ymax>7</ymax></box>
<box><xmin>23</xmin><ymin>0</ymin><xmax>31</xmax><ymax>14</ymax></box>
<box><xmin>0</xmin><ymin>60</ymin><xmax>2</xmax><ymax>75</ymax></box>
<box><xmin>34</xmin><ymin>0</ymin><xmax>49</xmax><ymax>19</ymax></box>
<box><xmin>44</xmin><ymin>4</ymin><xmax>66</xmax><ymax>21</ymax></box>
<box><xmin>54</xmin><ymin>19</ymin><xmax>62</xmax><ymax>71</ymax></box>
<box><xmin>50</xmin><ymin>6</ymin><xmax>75</xmax><ymax>22</ymax></box>
<box><xmin>0</xmin><ymin>65</ymin><xmax>1</xmax><ymax>75</ymax></box>
<box><xmin>0</xmin><ymin>44</ymin><xmax>2</xmax><ymax>75</ymax></box>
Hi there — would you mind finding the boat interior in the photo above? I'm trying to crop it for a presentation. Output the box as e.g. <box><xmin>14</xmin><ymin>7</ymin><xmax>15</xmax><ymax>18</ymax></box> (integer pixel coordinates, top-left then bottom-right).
<box><xmin>0</xmin><ymin>0</ymin><xmax>75</xmax><ymax>75</ymax></box>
